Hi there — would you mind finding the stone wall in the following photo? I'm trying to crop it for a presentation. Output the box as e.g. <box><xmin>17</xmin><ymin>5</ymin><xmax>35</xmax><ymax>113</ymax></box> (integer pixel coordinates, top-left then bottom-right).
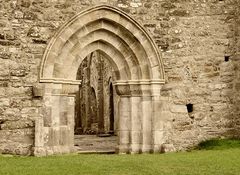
<box><xmin>0</xmin><ymin>0</ymin><xmax>239</xmax><ymax>155</ymax></box>
<box><xmin>231</xmin><ymin>0</ymin><xmax>240</xmax><ymax>138</ymax></box>
<box><xmin>157</xmin><ymin>0</ymin><xmax>240</xmax><ymax>150</ymax></box>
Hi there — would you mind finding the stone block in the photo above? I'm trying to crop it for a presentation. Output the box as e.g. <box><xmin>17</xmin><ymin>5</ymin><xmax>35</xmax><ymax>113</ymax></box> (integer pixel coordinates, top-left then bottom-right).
<box><xmin>235</xmin><ymin>82</ymin><xmax>240</xmax><ymax>91</ymax></box>
<box><xmin>130</xmin><ymin>144</ymin><xmax>141</xmax><ymax>153</ymax></box>
<box><xmin>47</xmin><ymin>127</ymin><xmax>60</xmax><ymax>146</ymax></box>
<box><xmin>118</xmin><ymin>130</ymin><xmax>130</xmax><ymax>144</ymax></box>
<box><xmin>43</xmin><ymin>107</ymin><xmax>52</xmax><ymax>127</ymax></box>
<box><xmin>19</xmin><ymin>0</ymin><xmax>32</xmax><ymax>8</ymax></box>
<box><xmin>59</xmin><ymin>127</ymin><xmax>69</xmax><ymax>146</ymax></box>
<box><xmin>14</xmin><ymin>10</ymin><xmax>24</xmax><ymax>19</ymax></box>
<box><xmin>33</xmin><ymin>84</ymin><xmax>45</xmax><ymax>97</ymax></box>
<box><xmin>21</xmin><ymin>107</ymin><xmax>38</xmax><ymax>114</ymax></box>
<box><xmin>0</xmin><ymin>52</ymin><xmax>11</xmax><ymax>59</ymax></box>
<box><xmin>0</xmin><ymin>98</ymin><xmax>10</xmax><ymax>107</ymax></box>
<box><xmin>0</xmin><ymin>128</ymin><xmax>34</xmax><ymax>144</ymax></box>
<box><xmin>153</xmin><ymin>130</ymin><xmax>165</xmax><ymax>145</ymax></box>
<box><xmin>161</xmin><ymin>144</ymin><xmax>176</xmax><ymax>153</ymax></box>
<box><xmin>0</xmin><ymin>40</ymin><xmax>20</xmax><ymax>46</ymax></box>
<box><xmin>24</xmin><ymin>11</ymin><xmax>38</xmax><ymax>20</ymax></box>
<box><xmin>2</xmin><ymin>108</ymin><xmax>21</xmax><ymax>121</ymax></box>
<box><xmin>60</xmin><ymin>111</ymin><xmax>68</xmax><ymax>126</ymax></box>
<box><xmin>170</xmin><ymin>105</ymin><xmax>187</xmax><ymax>113</ymax></box>
<box><xmin>131</xmin><ymin>131</ymin><xmax>142</xmax><ymax>144</ymax></box>
<box><xmin>27</xmin><ymin>26</ymin><xmax>40</xmax><ymax>38</ymax></box>
<box><xmin>1</xmin><ymin>119</ymin><xmax>34</xmax><ymax>130</ymax></box>
<box><xmin>0</xmin><ymin>143</ymin><xmax>33</xmax><ymax>156</ymax></box>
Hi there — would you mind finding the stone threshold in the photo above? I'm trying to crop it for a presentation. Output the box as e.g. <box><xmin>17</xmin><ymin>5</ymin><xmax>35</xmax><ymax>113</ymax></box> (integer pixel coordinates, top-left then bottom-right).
<box><xmin>76</xmin><ymin>150</ymin><xmax>116</xmax><ymax>154</ymax></box>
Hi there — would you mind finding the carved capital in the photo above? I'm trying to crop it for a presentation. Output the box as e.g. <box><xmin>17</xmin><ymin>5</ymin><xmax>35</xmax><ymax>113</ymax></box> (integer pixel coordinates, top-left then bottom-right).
<box><xmin>115</xmin><ymin>84</ymin><xmax>131</xmax><ymax>96</ymax></box>
<box><xmin>141</xmin><ymin>84</ymin><xmax>152</xmax><ymax>96</ymax></box>
<box><xmin>129</xmin><ymin>84</ymin><xmax>142</xmax><ymax>96</ymax></box>
<box><xmin>114</xmin><ymin>80</ymin><xmax>164</xmax><ymax>96</ymax></box>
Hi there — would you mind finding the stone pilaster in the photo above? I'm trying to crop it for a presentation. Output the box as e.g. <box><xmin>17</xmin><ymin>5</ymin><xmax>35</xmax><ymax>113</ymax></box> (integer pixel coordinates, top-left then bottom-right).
<box><xmin>115</xmin><ymin>84</ymin><xmax>131</xmax><ymax>153</ymax></box>
<box><xmin>34</xmin><ymin>81</ymin><xmax>80</xmax><ymax>156</ymax></box>
<box><xmin>114</xmin><ymin>80</ymin><xmax>165</xmax><ymax>154</ymax></box>
<box><xmin>141</xmin><ymin>84</ymin><xmax>153</xmax><ymax>153</ymax></box>
<box><xmin>151</xmin><ymin>84</ymin><xmax>167</xmax><ymax>153</ymax></box>
<box><xmin>129</xmin><ymin>84</ymin><xmax>142</xmax><ymax>153</ymax></box>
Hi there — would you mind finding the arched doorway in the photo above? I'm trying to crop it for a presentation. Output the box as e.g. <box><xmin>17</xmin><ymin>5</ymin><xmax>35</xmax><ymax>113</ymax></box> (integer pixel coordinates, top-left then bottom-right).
<box><xmin>35</xmin><ymin>5</ymin><xmax>165</xmax><ymax>156</ymax></box>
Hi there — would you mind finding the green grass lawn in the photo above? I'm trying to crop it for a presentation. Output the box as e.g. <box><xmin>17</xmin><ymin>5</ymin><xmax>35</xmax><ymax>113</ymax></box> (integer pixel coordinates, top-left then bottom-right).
<box><xmin>1</xmin><ymin>139</ymin><xmax>240</xmax><ymax>175</ymax></box>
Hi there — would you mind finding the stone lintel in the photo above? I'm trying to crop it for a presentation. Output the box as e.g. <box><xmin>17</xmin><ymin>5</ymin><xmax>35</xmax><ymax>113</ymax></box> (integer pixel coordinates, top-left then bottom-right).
<box><xmin>115</xmin><ymin>84</ymin><xmax>131</xmax><ymax>96</ymax></box>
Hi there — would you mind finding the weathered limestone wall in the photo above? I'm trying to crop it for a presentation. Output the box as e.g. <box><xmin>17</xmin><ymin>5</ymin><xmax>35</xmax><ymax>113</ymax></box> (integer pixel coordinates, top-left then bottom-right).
<box><xmin>0</xmin><ymin>0</ymin><xmax>239</xmax><ymax>155</ymax></box>
<box><xmin>157</xmin><ymin>0</ymin><xmax>239</xmax><ymax>150</ymax></box>
<box><xmin>231</xmin><ymin>1</ymin><xmax>240</xmax><ymax>138</ymax></box>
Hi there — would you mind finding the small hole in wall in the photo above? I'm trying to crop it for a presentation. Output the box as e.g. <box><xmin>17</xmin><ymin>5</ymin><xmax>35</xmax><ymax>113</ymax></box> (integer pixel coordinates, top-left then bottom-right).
<box><xmin>225</xmin><ymin>56</ymin><xmax>230</xmax><ymax>62</ymax></box>
<box><xmin>210</xmin><ymin>106</ymin><xmax>213</xmax><ymax>112</ymax></box>
<box><xmin>0</xmin><ymin>121</ymin><xmax>3</xmax><ymax>130</ymax></box>
<box><xmin>186</xmin><ymin>104</ymin><xmax>193</xmax><ymax>113</ymax></box>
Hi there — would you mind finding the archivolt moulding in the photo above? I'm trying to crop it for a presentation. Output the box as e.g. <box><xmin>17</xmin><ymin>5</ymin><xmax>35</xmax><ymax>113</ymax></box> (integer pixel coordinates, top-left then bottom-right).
<box><xmin>39</xmin><ymin>4</ymin><xmax>165</xmax><ymax>84</ymax></box>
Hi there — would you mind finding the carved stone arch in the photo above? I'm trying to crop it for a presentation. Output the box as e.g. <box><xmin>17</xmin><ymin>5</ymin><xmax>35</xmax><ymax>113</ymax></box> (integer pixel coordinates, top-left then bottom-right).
<box><xmin>69</xmin><ymin>41</ymin><xmax>133</xmax><ymax>80</ymax></box>
<box><xmin>35</xmin><ymin>5</ymin><xmax>166</xmax><ymax>156</ymax></box>
<box><xmin>40</xmin><ymin>5</ymin><xmax>165</xmax><ymax>82</ymax></box>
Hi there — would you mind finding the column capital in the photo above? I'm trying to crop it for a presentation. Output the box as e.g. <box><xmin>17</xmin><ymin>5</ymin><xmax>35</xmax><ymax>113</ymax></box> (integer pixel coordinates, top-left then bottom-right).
<box><xmin>115</xmin><ymin>84</ymin><xmax>131</xmax><ymax>96</ymax></box>
<box><xmin>114</xmin><ymin>81</ymin><xmax>142</xmax><ymax>96</ymax></box>
<box><xmin>114</xmin><ymin>79</ymin><xmax>164</xmax><ymax>97</ymax></box>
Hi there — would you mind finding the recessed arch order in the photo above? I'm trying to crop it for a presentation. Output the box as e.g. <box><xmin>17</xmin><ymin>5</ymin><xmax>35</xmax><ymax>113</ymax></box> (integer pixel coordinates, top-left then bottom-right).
<box><xmin>35</xmin><ymin>5</ymin><xmax>166</xmax><ymax>156</ymax></box>
<box><xmin>39</xmin><ymin>4</ymin><xmax>165</xmax><ymax>84</ymax></box>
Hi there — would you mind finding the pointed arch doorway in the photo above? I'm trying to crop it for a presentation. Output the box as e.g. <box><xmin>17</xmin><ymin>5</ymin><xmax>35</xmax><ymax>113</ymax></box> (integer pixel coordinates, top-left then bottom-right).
<box><xmin>35</xmin><ymin>5</ymin><xmax>165</xmax><ymax>156</ymax></box>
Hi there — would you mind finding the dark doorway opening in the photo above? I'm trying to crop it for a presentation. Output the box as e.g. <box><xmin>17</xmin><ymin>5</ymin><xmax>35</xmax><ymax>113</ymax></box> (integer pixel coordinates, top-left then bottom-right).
<box><xmin>74</xmin><ymin>51</ymin><xmax>117</xmax><ymax>153</ymax></box>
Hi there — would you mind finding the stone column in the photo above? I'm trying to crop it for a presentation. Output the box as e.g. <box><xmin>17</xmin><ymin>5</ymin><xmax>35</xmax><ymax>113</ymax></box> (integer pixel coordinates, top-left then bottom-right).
<box><xmin>34</xmin><ymin>117</ymin><xmax>45</xmax><ymax>156</ymax></box>
<box><xmin>151</xmin><ymin>84</ymin><xmax>165</xmax><ymax>153</ymax></box>
<box><xmin>67</xmin><ymin>95</ymin><xmax>75</xmax><ymax>151</ymax></box>
<box><xmin>115</xmin><ymin>84</ymin><xmax>131</xmax><ymax>153</ymax></box>
<box><xmin>114</xmin><ymin>80</ymin><xmax>165</xmax><ymax>154</ymax></box>
<box><xmin>129</xmin><ymin>84</ymin><xmax>142</xmax><ymax>153</ymax></box>
<box><xmin>141</xmin><ymin>84</ymin><xmax>153</xmax><ymax>153</ymax></box>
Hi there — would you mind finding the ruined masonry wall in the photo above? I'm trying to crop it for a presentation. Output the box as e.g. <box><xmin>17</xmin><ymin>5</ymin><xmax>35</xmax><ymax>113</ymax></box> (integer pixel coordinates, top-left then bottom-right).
<box><xmin>0</xmin><ymin>0</ymin><xmax>239</xmax><ymax>155</ymax></box>
<box><xmin>232</xmin><ymin>1</ymin><xmax>240</xmax><ymax>139</ymax></box>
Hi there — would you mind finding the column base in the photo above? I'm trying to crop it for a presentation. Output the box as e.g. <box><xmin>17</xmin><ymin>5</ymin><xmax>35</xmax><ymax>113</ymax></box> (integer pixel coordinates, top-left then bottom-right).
<box><xmin>116</xmin><ymin>144</ymin><xmax>130</xmax><ymax>154</ymax></box>
<box><xmin>142</xmin><ymin>145</ymin><xmax>153</xmax><ymax>153</ymax></box>
<box><xmin>130</xmin><ymin>144</ymin><xmax>141</xmax><ymax>154</ymax></box>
